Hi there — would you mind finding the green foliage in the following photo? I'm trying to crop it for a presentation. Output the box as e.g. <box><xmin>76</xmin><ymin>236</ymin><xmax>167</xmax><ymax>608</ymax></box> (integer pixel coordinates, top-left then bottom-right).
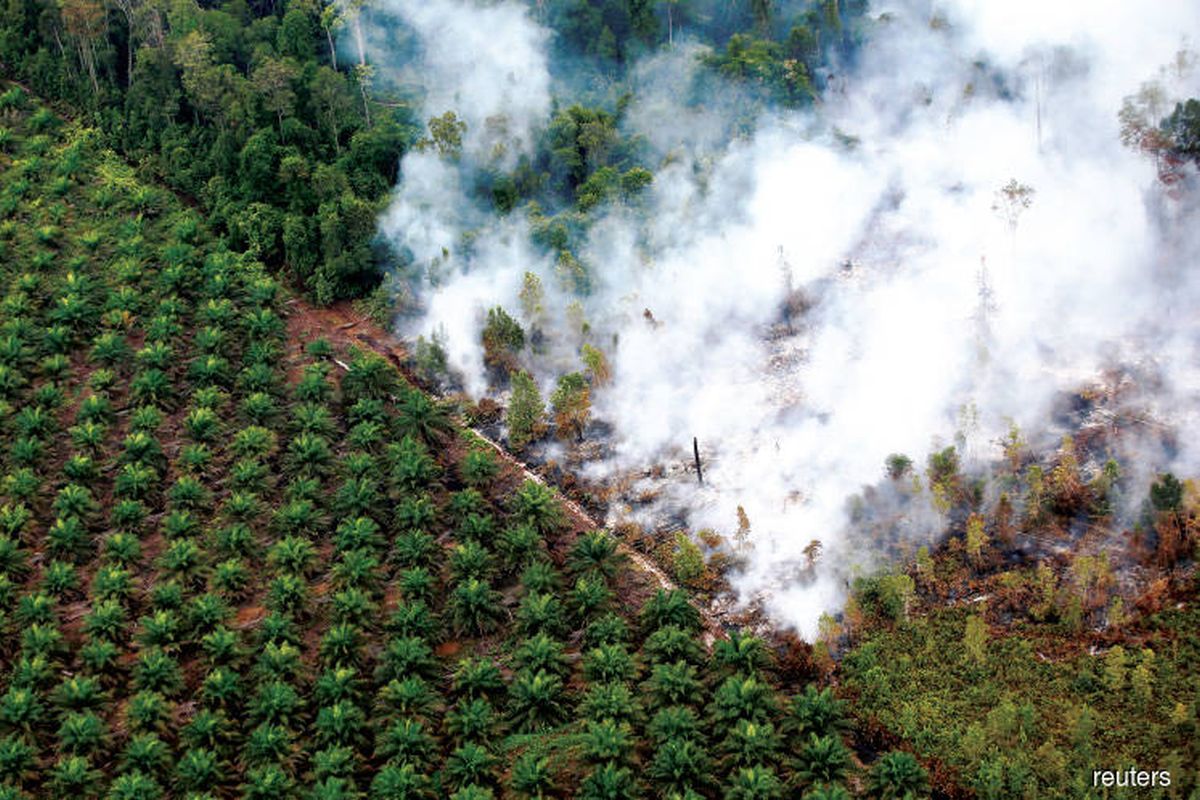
<box><xmin>449</xmin><ymin>579</ymin><xmax>505</xmax><ymax>636</ymax></box>
<box><xmin>395</xmin><ymin>389</ymin><xmax>453</xmax><ymax>445</ymax></box>
<box><xmin>852</xmin><ymin>572</ymin><xmax>914</xmax><ymax>623</ymax></box>
<box><xmin>446</xmin><ymin>697</ymin><xmax>497</xmax><ymax>743</ymax></box>
<box><xmin>671</xmin><ymin>532</ymin><xmax>705</xmax><ymax>586</ymax></box>
<box><xmin>724</xmin><ymin>765</ymin><xmax>784</xmax><ymax>800</ymax></box>
<box><xmin>793</xmin><ymin>733</ymin><xmax>853</xmax><ymax>788</ymax></box>
<box><xmin>713</xmin><ymin>630</ymin><xmax>771</xmax><ymax>677</ymax></box>
<box><xmin>453</xmin><ymin>658</ymin><xmax>505</xmax><ymax>702</ymax></box>
<box><xmin>482</xmin><ymin>306</ymin><xmax>525</xmax><ymax>371</ymax></box>
<box><xmin>869</xmin><ymin>751</ymin><xmax>930</xmax><ymax>799</ymax></box>
<box><xmin>514</xmin><ymin>634</ymin><xmax>570</xmax><ymax>679</ymax></box>
<box><xmin>643</xmin><ymin>625</ymin><xmax>704</xmax><ymax>666</ymax></box>
<box><xmin>645</xmin><ymin>661</ymin><xmax>702</xmax><ymax>710</ymax></box>
<box><xmin>370</xmin><ymin>762</ymin><xmax>432</xmax><ymax>799</ymax></box>
<box><xmin>579</xmin><ymin>762</ymin><xmax>637</xmax><ymax>800</ymax></box>
<box><xmin>2</xmin><ymin>5</ymin><xmax>412</xmax><ymax>303</ymax></box>
<box><xmin>506</xmin><ymin>371</ymin><xmax>544</xmax><ymax>450</ymax></box>
<box><xmin>421</xmin><ymin>111</ymin><xmax>468</xmax><ymax>158</ymax></box>
<box><xmin>844</xmin><ymin>604</ymin><xmax>1200</xmax><ymax>799</ymax></box>
<box><xmin>508</xmin><ymin>669</ymin><xmax>567</xmax><ymax>732</ymax></box>
<box><xmin>710</xmin><ymin>675</ymin><xmax>778</xmax><ymax>735</ymax></box>
<box><xmin>568</xmin><ymin>529</ymin><xmax>625</xmax><ymax>582</ymax></box>
<box><xmin>1149</xmin><ymin>472</ymin><xmax>1183</xmax><ymax>513</ymax></box>
<box><xmin>1162</xmin><ymin>98</ymin><xmax>1200</xmax><ymax>159</ymax></box>
<box><xmin>342</xmin><ymin>350</ymin><xmax>398</xmax><ymax>404</ymax></box>
<box><xmin>517</xmin><ymin>591</ymin><xmax>567</xmax><ymax>638</ymax></box>
<box><xmin>788</xmin><ymin>686</ymin><xmax>848</xmax><ymax>739</ymax></box>
<box><xmin>549</xmin><ymin>371</ymin><xmax>590</xmax><ymax>440</ymax></box>
<box><xmin>510</xmin><ymin>752</ymin><xmax>556</xmax><ymax>798</ymax></box>
<box><xmin>413</xmin><ymin>328</ymin><xmax>449</xmax><ymax>383</ymax></box>
<box><xmin>704</xmin><ymin>34</ymin><xmax>814</xmax><ymax>106</ymax></box>
<box><xmin>509</xmin><ymin>480</ymin><xmax>564</xmax><ymax>535</ymax></box>
<box><xmin>575</xmin><ymin>165</ymin><xmax>653</xmax><ymax>211</ymax></box>
<box><xmin>964</xmin><ymin>615</ymin><xmax>988</xmax><ymax>666</ymax></box>
<box><xmin>520</xmin><ymin>561</ymin><xmax>561</xmax><ymax>597</ymax></box>
<box><xmin>641</xmin><ymin>589</ymin><xmax>701</xmax><ymax>634</ymax></box>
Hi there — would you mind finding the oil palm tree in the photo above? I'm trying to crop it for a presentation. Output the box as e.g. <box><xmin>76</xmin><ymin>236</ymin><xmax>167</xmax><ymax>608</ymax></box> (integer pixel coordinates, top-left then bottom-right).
<box><xmin>241</xmin><ymin>764</ymin><xmax>296</xmax><ymax>800</ymax></box>
<box><xmin>395</xmin><ymin>388</ymin><xmax>452</xmax><ymax>445</ymax></box>
<box><xmin>509</xmin><ymin>752</ymin><xmax>555</xmax><ymax>799</ymax></box>
<box><xmin>374</xmin><ymin>677</ymin><xmax>439</xmax><ymax>723</ymax></box>
<box><xmin>499</xmin><ymin>524</ymin><xmax>542</xmax><ymax>571</ymax></box>
<box><xmin>579</xmin><ymin>682</ymin><xmax>640</xmax><ymax>725</ymax></box>
<box><xmin>507</xmin><ymin>669</ymin><xmax>566</xmax><ymax>732</ymax></box>
<box><xmin>341</xmin><ymin>351</ymin><xmax>397</xmax><ymax>404</ymax></box>
<box><xmin>645</xmin><ymin>661</ymin><xmax>702</xmax><ymax>711</ymax></box>
<box><xmin>286</xmin><ymin>433</ymin><xmax>334</xmax><ymax>477</ymax></box>
<box><xmin>721</xmin><ymin>720</ymin><xmax>783</xmax><ymax>769</ymax></box>
<box><xmin>579</xmin><ymin>763</ymin><xmax>637</xmax><ymax>800</ymax></box>
<box><xmin>174</xmin><ymin>747</ymin><xmax>224</xmax><ymax>793</ymax></box>
<box><xmin>369</xmin><ymin>762</ymin><xmax>432</xmax><ymax>799</ymax></box>
<box><xmin>444</xmin><ymin>742</ymin><xmax>498</xmax><ymax>790</ymax></box>
<box><xmin>723</xmin><ymin>766</ymin><xmax>784</xmax><ymax>800</ymax></box>
<box><xmin>647</xmin><ymin>737</ymin><xmax>712</xmax><ymax>796</ymax></box>
<box><xmin>314</xmin><ymin>701</ymin><xmax>367</xmax><ymax>749</ymax></box>
<box><xmin>787</xmin><ymin>686</ymin><xmax>849</xmax><ymax>739</ymax></box>
<box><xmin>388</xmin><ymin>436</ymin><xmax>439</xmax><ymax>493</ymax></box>
<box><xmin>792</xmin><ymin>734</ymin><xmax>852</xmax><ymax>789</ymax></box>
<box><xmin>452</xmin><ymin>658</ymin><xmax>505</xmax><ymax>702</ymax></box>
<box><xmin>291</xmin><ymin>404</ymin><xmax>339</xmax><ymax>438</ymax></box>
<box><xmin>508</xmin><ymin>481</ymin><xmax>563</xmax><ymax>536</ymax></box>
<box><xmin>312</xmin><ymin>745</ymin><xmax>358</xmax><ymax>781</ymax></box>
<box><xmin>448</xmin><ymin>579</ymin><xmax>504</xmax><ymax>637</ymax></box>
<box><xmin>460</xmin><ymin>447</ymin><xmax>499</xmax><ymax>488</ymax></box>
<box><xmin>712</xmin><ymin>630</ymin><xmax>772</xmax><ymax>678</ymax></box>
<box><xmin>49</xmin><ymin>755</ymin><xmax>101</xmax><ymax>798</ymax></box>
<box><xmin>647</xmin><ymin>706</ymin><xmax>701</xmax><ymax>746</ymax></box>
<box><xmin>567</xmin><ymin>530</ymin><xmax>627</xmax><ymax>583</ymax></box>
<box><xmin>249</xmin><ymin>681</ymin><xmax>303</xmax><ymax>728</ymax></box>
<box><xmin>867</xmin><ymin>751</ymin><xmax>930</xmax><ymax>800</ymax></box>
<box><xmin>641</xmin><ymin>590</ymin><xmax>701</xmax><ymax>634</ymax></box>
<box><xmin>516</xmin><ymin>592</ymin><xmax>566</xmax><ymax>638</ymax></box>
<box><xmin>513</xmin><ymin>634</ymin><xmax>568</xmax><ymax>679</ymax></box>
<box><xmin>449</xmin><ymin>541</ymin><xmax>495</xmax><ymax>584</ymax></box>
<box><xmin>583</xmin><ymin>644</ymin><xmax>636</xmax><ymax>684</ymax></box>
<box><xmin>708</xmin><ymin>676</ymin><xmax>778</xmax><ymax>735</ymax></box>
<box><xmin>107</xmin><ymin>769</ymin><xmax>165</xmax><ymax>800</ymax></box>
<box><xmin>581</xmin><ymin>718</ymin><xmax>635</xmax><ymax>765</ymax></box>
<box><xmin>444</xmin><ymin>694</ymin><xmax>497</xmax><ymax>744</ymax></box>
<box><xmin>130</xmin><ymin>368</ymin><xmax>173</xmax><ymax>407</ymax></box>
<box><xmin>374</xmin><ymin>717</ymin><xmax>435</xmax><ymax>765</ymax></box>
<box><xmin>519</xmin><ymin>561</ymin><xmax>560</xmax><ymax>596</ymax></box>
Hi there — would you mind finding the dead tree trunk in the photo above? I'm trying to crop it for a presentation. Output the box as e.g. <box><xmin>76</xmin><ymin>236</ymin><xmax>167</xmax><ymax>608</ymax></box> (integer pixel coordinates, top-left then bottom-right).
<box><xmin>693</xmin><ymin>437</ymin><xmax>703</xmax><ymax>485</ymax></box>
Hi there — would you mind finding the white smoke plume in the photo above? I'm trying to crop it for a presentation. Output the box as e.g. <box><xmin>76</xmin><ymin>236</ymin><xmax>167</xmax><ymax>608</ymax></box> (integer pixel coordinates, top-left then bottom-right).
<box><xmin>366</xmin><ymin>0</ymin><xmax>554</xmax><ymax>393</ymax></box>
<box><xmin>367</xmin><ymin>0</ymin><xmax>1200</xmax><ymax>638</ymax></box>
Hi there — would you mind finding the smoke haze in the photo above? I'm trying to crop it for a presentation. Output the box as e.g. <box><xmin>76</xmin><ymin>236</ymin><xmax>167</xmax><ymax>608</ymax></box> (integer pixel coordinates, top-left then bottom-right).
<box><xmin>363</xmin><ymin>0</ymin><xmax>1200</xmax><ymax>637</ymax></box>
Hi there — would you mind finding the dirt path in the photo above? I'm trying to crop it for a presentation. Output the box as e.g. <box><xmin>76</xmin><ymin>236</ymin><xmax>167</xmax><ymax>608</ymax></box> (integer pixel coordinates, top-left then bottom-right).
<box><xmin>285</xmin><ymin>298</ymin><xmax>726</xmax><ymax>645</ymax></box>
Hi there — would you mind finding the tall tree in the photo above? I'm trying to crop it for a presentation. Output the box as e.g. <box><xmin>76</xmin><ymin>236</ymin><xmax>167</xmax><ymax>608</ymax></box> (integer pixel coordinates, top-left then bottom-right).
<box><xmin>253</xmin><ymin>57</ymin><xmax>298</xmax><ymax>138</ymax></box>
<box><xmin>319</xmin><ymin>1</ymin><xmax>344</xmax><ymax>69</ymax></box>
<box><xmin>310</xmin><ymin>66</ymin><xmax>353</xmax><ymax>154</ymax></box>
<box><xmin>353</xmin><ymin>62</ymin><xmax>374</xmax><ymax>126</ymax></box>
<box><xmin>550</xmin><ymin>372</ymin><xmax>590</xmax><ymax>441</ymax></box>
<box><xmin>506</xmin><ymin>371</ymin><xmax>545</xmax><ymax>451</ymax></box>
<box><xmin>59</xmin><ymin>0</ymin><xmax>106</xmax><ymax>95</ymax></box>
